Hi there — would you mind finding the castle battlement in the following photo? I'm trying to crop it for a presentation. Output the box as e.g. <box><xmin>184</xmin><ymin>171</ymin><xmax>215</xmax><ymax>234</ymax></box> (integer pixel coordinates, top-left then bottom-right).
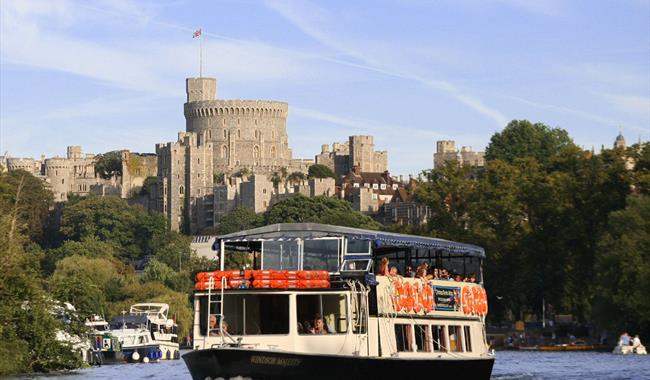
<box><xmin>184</xmin><ymin>100</ymin><xmax>289</xmax><ymax>119</ymax></box>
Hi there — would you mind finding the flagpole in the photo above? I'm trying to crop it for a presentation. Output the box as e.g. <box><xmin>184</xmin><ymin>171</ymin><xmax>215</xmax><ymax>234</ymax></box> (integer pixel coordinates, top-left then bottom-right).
<box><xmin>199</xmin><ymin>34</ymin><xmax>203</xmax><ymax>78</ymax></box>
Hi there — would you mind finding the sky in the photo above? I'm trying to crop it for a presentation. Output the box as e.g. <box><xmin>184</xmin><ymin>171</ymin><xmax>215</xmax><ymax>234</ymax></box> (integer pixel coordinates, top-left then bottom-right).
<box><xmin>1</xmin><ymin>0</ymin><xmax>649</xmax><ymax>175</ymax></box>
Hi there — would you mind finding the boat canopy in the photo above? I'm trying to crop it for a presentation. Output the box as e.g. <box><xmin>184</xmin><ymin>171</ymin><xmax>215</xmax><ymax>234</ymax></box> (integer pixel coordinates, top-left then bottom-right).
<box><xmin>213</xmin><ymin>223</ymin><xmax>485</xmax><ymax>258</ymax></box>
<box><xmin>109</xmin><ymin>314</ymin><xmax>149</xmax><ymax>329</ymax></box>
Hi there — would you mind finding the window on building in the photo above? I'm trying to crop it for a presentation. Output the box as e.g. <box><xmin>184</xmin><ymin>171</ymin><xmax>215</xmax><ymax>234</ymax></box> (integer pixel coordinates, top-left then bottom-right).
<box><xmin>353</xmin><ymin>183</ymin><xmax>360</xmax><ymax>188</ymax></box>
<box><xmin>395</xmin><ymin>324</ymin><xmax>413</xmax><ymax>352</ymax></box>
<box><xmin>62</xmin><ymin>179</ymin><xmax>65</xmax><ymax>184</ymax></box>
<box><xmin>223</xmin><ymin>129</ymin><xmax>227</xmax><ymax>138</ymax></box>
<box><xmin>392</xmin><ymin>184</ymin><xmax>398</xmax><ymax>190</ymax></box>
<box><xmin>380</xmin><ymin>184</ymin><xmax>386</xmax><ymax>190</ymax></box>
<box><xmin>364</xmin><ymin>183</ymin><xmax>370</xmax><ymax>188</ymax></box>
<box><xmin>263</xmin><ymin>201</ymin><xmax>267</xmax><ymax>208</ymax></box>
<box><xmin>254</xmin><ymin>146</ymin><xmax>260</xmax><ymax>159</ymax></box>
<box><xmin>372</xmin><ymin>193</ymin><xmax>378</xmax><ymax>200</ymax></box>
<box><xmin>270</xmin><ymin>146</ymin><xmax>276</xmax><ymax>159</ymax></box>
<box><xmin>262</xmin><ymin>188</ymin><xmax>267</xmax><ymax>194</ymax></box>
<box><xmin>199</xmin><ymin>294</ymin><xmax>289</xmax><ymax>336</ymax></box>
<box><xmin>372</xmin><ymin>183</ymin><xmax>379</xmax><ymax>189</ymax></box>
<box><xmin>179</xmin><ymin>185</ymin><xmax>184</xmax><ymax>195</ymax></box>
<box><xmin>296</xmin><ymin>294</ymin><xmax>347</xmax><ymax>334</ymax></box>
<box><xmin>237</xmin><ymin>130</ymin><xmax>241</xmax><ymax>138</ymax></box>
<box><xmin>463</xmin><ymin>326</ymin><xmax>472</xmax><ymax>352</ymax></box>
<box><xmin>448</xmin><ymin>325</ymin><xmax>463</xmax><ymax>352</ymax></box>
<box><xmin>222</xmin><ymin>145</ymin><xmax>228</xmax><ymax>158</ymax></box>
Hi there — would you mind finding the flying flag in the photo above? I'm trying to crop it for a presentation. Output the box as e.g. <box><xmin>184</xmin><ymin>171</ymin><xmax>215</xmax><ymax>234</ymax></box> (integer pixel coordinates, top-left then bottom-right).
<box><xmin>193</xmin><ymin>28</ymin><xmax>202</xmax><ymax>38</ymax></box>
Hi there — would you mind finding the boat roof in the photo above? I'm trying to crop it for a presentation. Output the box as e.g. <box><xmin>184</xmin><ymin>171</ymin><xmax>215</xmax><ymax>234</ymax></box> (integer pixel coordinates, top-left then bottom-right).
<box><xmin>109</xmin><ymin>314</ymin><xmax>149</xmax><ymax>327</ymax></box>
<box><xmin>214</xmin><ymin>223</ymin><xmax>485</xmax><ymax>258</ymax></box>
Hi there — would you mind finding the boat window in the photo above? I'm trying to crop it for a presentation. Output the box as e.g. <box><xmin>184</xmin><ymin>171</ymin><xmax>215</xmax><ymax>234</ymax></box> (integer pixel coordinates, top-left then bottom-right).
<box><xmin>414</xmin><ymin>325</ymin><xmax>431</xmax><ymax>352</ymax></box>
<box><xmin>394</xmin><ymin>324</ymin><xmax>413</xmax><ymax>352</ymax></box>
<box><xmin>346</xmin><ymin>239</ymin><xmax>371</xmax><ymax>254</ymax></box>
<box><xmin>200</xmin><ymin>294</ymin><xmax>289</xmax><ymax>336</ymax></box>
<box><xmin>340</xmin><ymin>259</ymin><xmax>371</xmax><ymax>272</ymax></box>
<box><xmin>297</xmin><ymin>294</ymin><xmax>347</xmax><ymax>334</ymax></box>
<box><xmin>448</xmin><ymin>325</ymin><xmax>463</xmax><ymax>352</ymax></box>
<box><xmin>464</xmin><ymin>325</ymin><xmax>472</xmax><ymax>352</ymax></box>
<box><xmin>303</xmin><ymin>239</ymin><xmax>340</xmax><ymax>272</ymax></box>
<box><xmin>263</xmin><ymin>240</ymin><xmax>300</xmax><ymax>270</ymax></box>
<box><xmin>223</xmin><ymin>246</ymin><xmax>254</xmax><ymax>270</ymax></box>
<box><xmin>431</xmin><ymin>324</ymin><xmax>446</xmax><ymax>352</ymax></box>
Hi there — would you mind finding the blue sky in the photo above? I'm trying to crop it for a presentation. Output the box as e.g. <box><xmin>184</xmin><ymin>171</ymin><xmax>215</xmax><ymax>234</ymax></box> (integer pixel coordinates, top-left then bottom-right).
<box><xmin>1</xmin><ymin>0</ymin><xmax>649</xmax><ymax>175</ymax></box>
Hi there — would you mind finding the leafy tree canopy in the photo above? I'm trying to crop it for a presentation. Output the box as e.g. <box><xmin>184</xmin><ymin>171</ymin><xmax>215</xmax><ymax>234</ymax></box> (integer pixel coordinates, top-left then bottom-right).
<box><xmin>485</xmin><ymin>120</ymin><xmax>575</xmax><ymax>167</ymax></box>
<box><xmin>264</xmin><ymin>194</ymin><xmax>381</xmax><ymax>229</ymax></box>
<box><xmin>216</xmin><ymin>207</ymin><xmax>264</xmax><ymax>235</ymax></box>
<box><xmin>0</xmin><ymin>170</ymin><xmax>53</xmax><ymax>243</ymax></box>
<box><xmin>308</xmin><ymin>164</ymin><xmax>336</xmax><ymax>179</ymax></box>
<box><xmin>94</xmin><ymin>150</ymin><xmax>123</xmax><ymax>179</ymax></box>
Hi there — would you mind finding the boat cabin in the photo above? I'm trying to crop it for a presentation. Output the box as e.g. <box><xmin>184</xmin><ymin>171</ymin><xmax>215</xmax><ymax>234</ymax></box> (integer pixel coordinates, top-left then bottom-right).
<box><xmin>192</xmin><ymin>223</ymin><xmax>490</xmax><ymax>359</ymax></box>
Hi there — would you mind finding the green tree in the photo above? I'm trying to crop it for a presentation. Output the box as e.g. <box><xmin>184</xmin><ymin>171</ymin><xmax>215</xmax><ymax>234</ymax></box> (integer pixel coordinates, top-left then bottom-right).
<box><xmin>593</xmin><ymin>195</ymin><xmax>650</xmax><ymax>338</ymax></box>
<box><xmin>140</xmin><ymin>176</ymin><xmax>158</xmax><ymax>196</ymax></box>
<box><xmin>485</xmin><ymin>120</ymin><xmax>575</xmax><ymax>166</ymax></box>
<box><xmin>0</xmin><ymin>195</ymin><xmax>81</xmax><ymax>374</ymax></box>
<box><xmin>216</xmin><ymin>207</ymin><xmax>264</xmax><ymax>234</ymax></box>
<box><xmin>287</xmin><ymin>171</ymin><xmax>306</xmax><ymax>184</ymax></box>
<box><xmin>264</xmin><ymin>194</ymin><xmax>381</xmax><ymax>229</ymax></box>
<box><xmin>43</xmin><ymin>235</ymin><xmax>118</xmax><ymax>274</ymax></box>
<box><xmin>141</xmin><ymin>259</ymin><xmax>176</xmax><ymax>286</ymax></box>
<box><xmin>308</xmin><ymin>164</ymin><xmax>336</xmax><ymax>179</ymax></box>
<box><xmin>59</xmin><ymin>196</ymin><xmax>168</xmax><ymax>261</ymax></box>
<box><xmin>0</xmin><ymin>170</ymin><xmax>53</xmax><ymax>243</ymax></box>
<box><xmin>94</xmin><ymin>150</ymin><xmax>123</xmax><ymax>179</ymax></box>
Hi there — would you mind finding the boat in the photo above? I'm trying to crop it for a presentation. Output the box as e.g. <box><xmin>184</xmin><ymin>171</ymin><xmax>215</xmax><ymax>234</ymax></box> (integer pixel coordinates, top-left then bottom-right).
<box><xmin>85</xmin><ymin>315</ymin><xmax>124</xmax><ymax>364</ymax></box>
<box><xmin>613</xmin><ymin>344</ymin><xmax>647</xmax><ymax>355</ymax></box>
<box><xmin>182</xmin><ymin>223</ymin><xmax>495</xmax><ymax>380</ymax></box>
<box><xmin>537</xmin><ymin>340</ymin><xmax>609</xmax><ymax>352</ymax></box>
<box><xmin>109</xmin><ymin>303</ymin><xmax>181</xmax><ymax>363</ymax></box>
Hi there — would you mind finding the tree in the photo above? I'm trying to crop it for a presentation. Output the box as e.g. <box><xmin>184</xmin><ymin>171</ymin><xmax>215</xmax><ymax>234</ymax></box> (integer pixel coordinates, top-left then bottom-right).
<box><xmin>485</xmin><ymin>120</ymin><xmax>575</xmax><ymax>166</ymax></box>
<box><xmin>140</xmin><ymin>176</ymin><xmax>157</xmax><ymax>196</ymax></box>
<box><xmin>0</xmin><ymin>198</ymin><xmax>81</xmax><ymax>374</ymax></box>
<box><xmin>593</xmin><ymin>195</ymin><xmax>650</xmax><ymax>339</ymax></box>
<box><xmin>94</xmin><ymin>150</ymin><xmax>123</xmax><ymax>179</ymax></box>
<box><xmin>43</xmin><ymin>236</ymin><xmax>118</xmax><ymax>274</ymax></box>
<box><xmin>308</xmin><ymin>164</ymin><xmax>336</xmax><ymax>179</ymax></box>
<box><xmin>141</xmin><ymin>259</ymin><xmax>176</xmax><ymax>286</ymax></box>
<box><xmin>216</xmin><ymin>207</ymin><xmax>264</xmax><ymax>235</ymax></box>
<box><xmin>287</xmin><ymin>171</ymin><xmax>306</xmax><ymax>185</ymax></box>
<box><xmin>264</xmin><ymin>194</ymin><xmax>381</xmax><ymax>229</ymax></box>
<box><xmin>59</xmin><ymin>196</ymin><xmax>168</xmax><ymax>261</ymax></box>
<box><xmin>0</xmin><ymin>170</ymin><xmax>53</xmax><ymax>243</ymax></box>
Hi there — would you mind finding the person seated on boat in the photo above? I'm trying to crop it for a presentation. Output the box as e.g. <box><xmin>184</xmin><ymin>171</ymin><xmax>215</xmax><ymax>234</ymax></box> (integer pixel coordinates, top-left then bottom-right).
<box><xmin>405</xmin><ymin>266</ymin><xmax>414</xmax><ymax>278</ymax></box>
<box><xmin>439</xmin><ymin>268</ymin><xmax>451</xmax><ymax>280</ymax></box>
<box><xmin>430</xmin><ymin>268</ymin><xmax>440</xmax><ymax>280</ymax></box>
<box><xmin>389</xmin><ymin>266</ymin><xmax>401</xmax><ymax>278</ymax></box>
<box><xmin>313</xmin><ymin>314</ymin><xmax>329</xmax><ymax>335</ymax></box>
<box><xmin>416</xmin><ymin>266</ymin><xmax>427</xmax><ymax>279</ymax></box>
<box><xmin>209</xmin><ymin>315</ymin><xmax>228</xmax><ymax>336</ymax></box>
<box><xmin>302</xmin><ymin>320</ymin><xmax>315</xmax><ymax>334</ymax></box>
<box><xmin>619</xmin><ymin>332</ymin><xmax>630</xmax><ymax>346</ymax></box>
<box><xmin>378</xmin><ymin>257</ymin><xmax>389</xmax><ymax>276</ymax></box>
<box><xmin>453</xmin><ymin>273</ymin><xmax>463</xmax><ymax>282</ymax></box>
<box><xmin>464</xmin><ymin>273</ymin><xmax>477</xmax><ymax>283</ymax></box>
<box><xmin>632</xmin><ymin>335</ymin><xmax>643</xmax><ymax>351</ymax></box>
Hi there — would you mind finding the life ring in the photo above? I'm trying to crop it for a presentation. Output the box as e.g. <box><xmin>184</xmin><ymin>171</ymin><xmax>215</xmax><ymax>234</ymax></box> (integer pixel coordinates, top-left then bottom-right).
<box><xmin>471</xmin><ymin>286</ymin><xmax>482</xmax><ymax>315</ymax></box>
<box><xmin>412</xmin><ymin>281</ymin><xmax>424</xmax><ymax>313</ymax></box>
<box><xmin>421</xmin><ymin>283</ymin><xmax>434</xmax><ymax>313</ymax></box>
<box><xmin>462</xmin><ymin>286</ymin><xmax>475</xmax><ymax>315</ymax></box>
<box><xmin>400</xmin><ymin>282</ymin><xmax>414</xmax><ymax>312</ymax></box>
<box><xmin>480</xmin><ymin>287</ymin><xmax>488</xmax><ymax>315</ymax></box>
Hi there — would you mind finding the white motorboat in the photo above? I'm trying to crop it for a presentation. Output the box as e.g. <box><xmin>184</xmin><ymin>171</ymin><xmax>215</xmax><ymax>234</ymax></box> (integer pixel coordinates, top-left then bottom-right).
<box><xmin>109</xmin><ymin>303</ymin><xmax>180</xmax><ymax>363</ymax></box>
<box><xmin>613</xmin><ymin>344</ymin><xmax>647</xmax><ymax>355</ymax></box>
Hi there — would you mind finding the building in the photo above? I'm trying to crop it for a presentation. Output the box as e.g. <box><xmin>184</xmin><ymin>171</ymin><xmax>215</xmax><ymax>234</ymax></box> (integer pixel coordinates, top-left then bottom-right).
<box><xmin>340</xmin><ymin>167</ymin><xmax>401</xmax><ymax>214</ymax></box>
<box><xmin>381</xmin><ymin>187</ymin><xmax>431</xmax><ymax>226</ymax></box>
<box><xmin>156</xmin><ymin>132</ymin><xmax>214</xmax><ymax>233</ymax></box>
<box><xmin>433</xmin><ymin>140</ymin><xmax>485</xmax><ymax>169</ymax></box>
<box><xmin>315</xmin><ymin>135</ymin><xmax>388</xmax><ymax>181</ymax></box>
<box><xmin>183</xmin><ymin>77</ymin><xmax>300</xmax><ymax>174</ymax></box>
<box><xmin>4</xmin><ymin>146</ymin><xmax>156</xmax><ymax>203</ymax></box>
<box><xmin>214</xmin><ymin>175</ymin><xmax>336</xmax><ymax>226</ymax></box>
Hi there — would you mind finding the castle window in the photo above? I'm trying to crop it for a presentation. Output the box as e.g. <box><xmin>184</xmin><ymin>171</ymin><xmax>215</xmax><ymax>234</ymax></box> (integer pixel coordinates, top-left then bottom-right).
<box><xmin>221</xmin><ymin>145</ymin><xmax>228</xmax><ymax>158</ymax></box>
<box><xmin>223</xmin><ymin>119</ymin><xmax>226</xmax><ymax>126</ymax></box>
<box><xmin>270</xmin><ymin>146</ymin><xmax>276</xmax><ymax>159</ymax></box>
<box><xmin>62</xmin><ymin>179</ymin><xmax>65</xmax><ymax>184</ymax></box>
<box><xmin>198</xmin><ymin>158</ymin><xmax>200</xmax><ymax>164</ymax></box>
<box><xmin>263</xmin><ymin>201</ymin><xmax>268</xmax><ymax>208</ymax></box>
<box><xmin>237</xmin><ymin>130</ymin><xmax>241</xmax><ymax>138</ymax></box>
<box><xmin>272</xmin><ymin>131</ymin><xmax>275</xmax><ymax>139</ymax></box>
<box><xmin>208</xmin><ymin>130</ymin><xmax>212</xmax><ymax>139</ymax></box>
<box><xmin>253</xmin><ymin>145</ymin><xmax>260</xmax><ymax>159</ymax></box>
<box><xmin>179</xmin><ymin>185</ymin><xmax>184</xmax><ymax>195</ymax></box>
<box><xmin>223</xmin><ymin>129</ymin><xmax>227</xmax><ymax>138</ymax></box>
<box><xmin>263</xmin><ymin>188</ymin><xmax>267</xmax><ymax>194</ymax></box>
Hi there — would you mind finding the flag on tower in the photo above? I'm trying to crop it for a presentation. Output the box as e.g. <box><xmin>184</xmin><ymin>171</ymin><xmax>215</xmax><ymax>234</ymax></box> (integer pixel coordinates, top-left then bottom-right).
<box><xmin>193</xmin><ymin>28</ymin><xmax>202</xmax><ymax>38</ymax></box>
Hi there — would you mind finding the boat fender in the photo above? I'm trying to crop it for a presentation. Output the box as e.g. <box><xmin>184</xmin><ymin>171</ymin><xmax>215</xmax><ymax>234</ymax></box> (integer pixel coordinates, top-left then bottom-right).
<box><xmin>143</xmin><ymin>356</ymin><xmax>149</xmax><ymax>364</ymax></box>
<box><xmin>131</xmin><ymin>351</ymin><xmax>140</xmax><ymax>362</ymax></box>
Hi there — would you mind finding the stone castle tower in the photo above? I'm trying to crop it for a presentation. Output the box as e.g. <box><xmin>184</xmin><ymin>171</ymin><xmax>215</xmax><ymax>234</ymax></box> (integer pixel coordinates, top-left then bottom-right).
<box><xmin>183</xmin><ymin>78</ymin><xmax>292</xmax><ymax>174</ymax></box>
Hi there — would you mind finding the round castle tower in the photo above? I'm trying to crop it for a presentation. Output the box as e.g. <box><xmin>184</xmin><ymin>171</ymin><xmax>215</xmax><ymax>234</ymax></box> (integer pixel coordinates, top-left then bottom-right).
<box><xmin>183</xmin><ymin>78</ymin><xmax>291</xmax><ymax>173</ymax></box>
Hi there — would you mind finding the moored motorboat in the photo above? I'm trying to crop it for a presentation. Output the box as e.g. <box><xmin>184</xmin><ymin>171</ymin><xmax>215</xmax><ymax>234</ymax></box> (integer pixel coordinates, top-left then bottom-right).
<box><xmin>109</xmin><ymin>303</ymin><xmax>180</xmax><ymax>363</ymax></box>
<box><xmin>183</xmin><ymin>223</ymin><xmax>495</xmax><ymax>380</ymax></box>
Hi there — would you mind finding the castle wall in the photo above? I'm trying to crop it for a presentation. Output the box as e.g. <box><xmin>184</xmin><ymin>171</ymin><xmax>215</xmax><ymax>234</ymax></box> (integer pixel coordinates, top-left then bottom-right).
<box><xmin>183</xmin><ymin>78</ymin><xmax>292</xmax><ymax>175</ymax></box>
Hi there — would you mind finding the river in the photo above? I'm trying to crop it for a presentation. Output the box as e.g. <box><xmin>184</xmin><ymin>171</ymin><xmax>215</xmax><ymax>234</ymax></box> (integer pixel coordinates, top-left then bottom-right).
<box><xmin>10</xmin><ymin>351</ymin><xmax>650</xmax><ymax>380</ymax></box>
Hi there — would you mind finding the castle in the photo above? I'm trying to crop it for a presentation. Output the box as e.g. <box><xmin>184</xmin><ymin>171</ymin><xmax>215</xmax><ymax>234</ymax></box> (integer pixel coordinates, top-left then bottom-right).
<box><xmin>433</xmin><ymin>140</ymin><xmax>485</xmax><ymax>169</ymax></box>
<box><xmin>3</xmin><ymin>146</ymin><xmax>156</xmax><ymax>202</ymax></box>
<box><xmin>315</xmin><ymin>136</ymin><xmax>388</xmax><ymax>180</ymax></box>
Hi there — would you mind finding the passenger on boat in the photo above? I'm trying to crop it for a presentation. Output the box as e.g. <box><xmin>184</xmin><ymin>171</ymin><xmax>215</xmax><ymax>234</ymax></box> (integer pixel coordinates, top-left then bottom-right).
<box><xmin>453</xmin><ymin>273</ymin><xmax>463</xmax><ymax>282</ymax></box>
<box><xmin>378</xmin><ymin>257</ymin><xmax>389</xmax><ymax>276</ymax></box>
<box><xmin>301</xmin><ymin>320</ymin><xmax>315</xmax><ymax>334</ymax></box>
<box><xmin>209</xmin><ymin>315</ymin><xmax>228</xmax><ymax>336</ymax></box>
<box><xmin>619</xmin><ymin>332</ymin><xmax>631</xmax><ymax>346</ymax></box>
<box><xmin>464</xmin><ymin>273</ymin><xmax>477</xmax><ymax>283</ymax></box>
<box><xmin>313</xmin><ymin>314</ymin><xmax>329</xmax><ymax>335</ymax></box>
<box><xmin>405</xmin><ymin>266</ymin><xmax>414</xmax><ymax>278</ymax></box>
<box><xmin>431</xmin><ymin>268</ymin><xmax>440</xmax><ymax>280</ymax></box>
<box><xmin>632</xmin><ymin>335</ymin><xmax>643</xmax><ymax>351</ymax></box>
<box><xmin>439</xmin><ymin>268</ymin><xmax>451</xmax><ymax>280</ymax></box>
<box><xmin>416</xmin><ymin>266</ymin><xmax>427</xmax><ymax>279</ymax></box>
<box><xmin>389</xmin><ymin>266</ymin><xmax>401</xmax><ymax>278</ymax></box>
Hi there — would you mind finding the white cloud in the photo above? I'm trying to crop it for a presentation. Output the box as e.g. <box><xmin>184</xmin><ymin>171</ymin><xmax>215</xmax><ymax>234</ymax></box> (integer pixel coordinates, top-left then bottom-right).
<box><xmin>598</xmin><ymin>93</ymin><xmax>650</xmax><ymax>117</ymax></box>
<box><xmin>264</xmin><ymin>0</ymin><xmax>510</xmax><ymax>128</ymax></box>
